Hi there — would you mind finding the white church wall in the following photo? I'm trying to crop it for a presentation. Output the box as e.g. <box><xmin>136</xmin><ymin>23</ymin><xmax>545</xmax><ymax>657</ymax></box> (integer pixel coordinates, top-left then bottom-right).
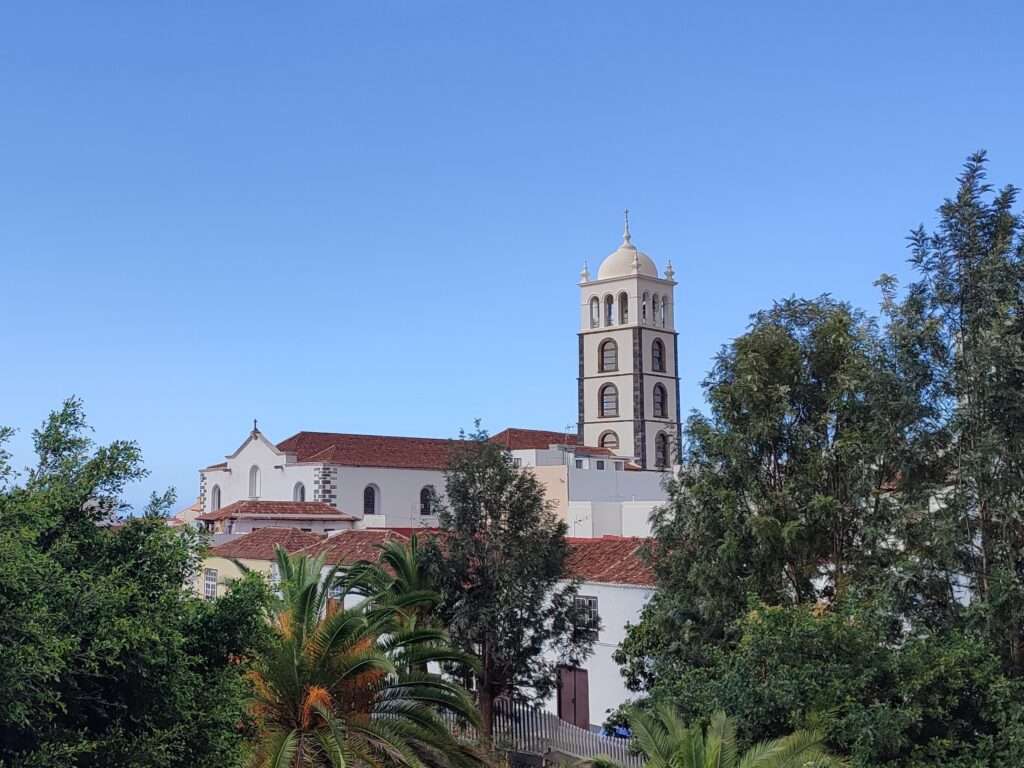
<box><xmin>334</xmin><ymin>466</ymin><xmax>447</xmax><ymax>528</ymax></box>
<box><xmin>581</xmin><ymin>327</ymin><xmax>636</xmax><ymax>375</ymax></box>
<box><xmin>201</xmin><ymin>438</ymin><xmax>320</xmax><ymax>512</ymax></box>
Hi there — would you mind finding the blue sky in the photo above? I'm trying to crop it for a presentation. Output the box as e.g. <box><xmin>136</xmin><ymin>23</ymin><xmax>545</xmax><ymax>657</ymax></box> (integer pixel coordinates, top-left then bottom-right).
<box><xmin>2</xmin><ymin>1</ymin><xmax>1022</xmax><ymax>512</ymax></box>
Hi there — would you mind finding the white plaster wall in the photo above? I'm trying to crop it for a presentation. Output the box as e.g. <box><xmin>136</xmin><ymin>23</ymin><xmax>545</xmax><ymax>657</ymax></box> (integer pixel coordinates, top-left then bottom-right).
<box><xmin>543</xmin><ymin>581</ymin><xmax>654</xmax><ymax>726</ymax></box>
<box><xmin>642</xmin><ymin>376</ymin><xmax>678</xmax><ymax>424</ymax></box>
<box><xmin>582</xmin><ymin>328</ymin><xmax>636</xmax><ymax>376</ymax></box>
<box><xmin>580</xmin><ymin>276</ymin><xmax>675</xmax><ymax>333</ymax></box>
<box><xmin>622</xmin><ymin>501</ymin><xmax>658</xmax><ymax>537</ymax></box>
<box><xmin>566</xmin><ymin>466</ymin><xmax>665</xmax><ymax>503</ymax></box>
<box><xmin>229</xmin><ymin>517</ymin><xmax>352</xmax><ymax>535</ymax></box>
<box><xmin>334</xmin><ymin>466</ymin><xmax>447</xmax><ymax>527</ymax></box>
<box><xmin>590</xmin><ymin>502</ymin><xmax>625</xmax><ymax>537</ymax></box>
<box><xmin>201</xmin><ymin>437</ymin><xmax>319</xmax><ymax>512</ymax></box>
<box><xmin>566</xmin><ymin>501</ymin><xmax>595</xmax><ymax>538</ymax></box>
<box><xmin>639</xmin><ymin>329</ymin><xmax>676</xmax><ymax>374</ymax></box>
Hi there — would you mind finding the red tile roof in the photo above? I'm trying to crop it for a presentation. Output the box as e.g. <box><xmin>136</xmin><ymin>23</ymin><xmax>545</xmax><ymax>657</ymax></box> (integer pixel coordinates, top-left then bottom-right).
<box><xmin>490</xmin><ymin>428</ymin><xmax>579</xmax><ymax>450</ymax></box>
<box><xmin>297</xmin><ymin>529</ymin><xmax>414</xmax><ymax>564</ymax></box>
<box><xmin>211</xmin><ymin>527</ymin><xmax>324</xmax><ymax>560</ymax></box>
<box><xmin>298</xmin><ymin>529</ymin><xmax>654</xmax><ymax>587</ymax></box>
<box><xmin>277</xmin><ymin>432</ymin><xmax>457</xmax><ymax>470</ymax></box>
<box><xmin>571</xmin><ymin>446</ymin><xmax>616</xmax><ymax>457</ymax></box>
<box><xmin>196</xmin><ymin>500</ymin><xmax>357</xmax><ymax>522</ymax></box>
<box><xmin>565</xmin><ymin>536</ymin><xmax>655</xmax><ymax>586</ymax></box>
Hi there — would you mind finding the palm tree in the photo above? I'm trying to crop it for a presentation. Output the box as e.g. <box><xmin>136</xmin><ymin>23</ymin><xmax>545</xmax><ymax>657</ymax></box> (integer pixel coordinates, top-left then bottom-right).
<box><xmin>629</xmin><ymin>705</ymin><xmax>846</xmax><ymax>768</ymax></box>
<box><xmin>338</xmin><ymin>534</ymin><xmax>440</xmax><ymax>629</ymax></box>
<box><xmin>248</xmin><ymin>548</ymin><xmax>483</xmax><ymax>768</ymax></box>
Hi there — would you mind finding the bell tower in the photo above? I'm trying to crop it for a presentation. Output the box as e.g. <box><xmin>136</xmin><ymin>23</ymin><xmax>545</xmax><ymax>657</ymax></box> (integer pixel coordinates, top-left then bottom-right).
<box><xmin>577</xmin><ymin>212</ymin><xmax>681</xmax><ymax>469</ymax></box>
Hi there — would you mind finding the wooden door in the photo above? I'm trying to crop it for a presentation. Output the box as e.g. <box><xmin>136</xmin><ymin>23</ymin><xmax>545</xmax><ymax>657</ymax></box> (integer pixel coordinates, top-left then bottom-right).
<box><xmin>557</xmin><ymin>666</ymin><xmax>590</xmax><ymax>730</ymax></box>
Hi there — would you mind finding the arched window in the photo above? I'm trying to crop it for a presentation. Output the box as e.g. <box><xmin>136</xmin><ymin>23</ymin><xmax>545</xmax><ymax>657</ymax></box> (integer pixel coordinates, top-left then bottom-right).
<box><xmin>651</xmin><ymin>295</ymin><xmax>660</xmax><ymax>327</ymax></box>
<box><xmin>248</xmin><ymin>465</ymin><xmax>261</xmax><ymax>498</ymax></box>
<box><xmin>363</xmin><ymin>485</ymin><xmax>378</xmax><ymax>516</ymax></box>
<box><xmin>420</xmin><ymin>486</ymin><xmax>436</xmax><ymax>516</ymax></box>
<box><xmin>599</xmin><ymin>430</ymin><xmax>619</xmax><ymax>450</ymax></box>
<box><xmin>652</xmin><ymin>339</ymin><xmax>665</xmax><ymax>372</ymax></box>
<box><xmin>655</xmin><ymin>432</ymin><xmax>670</xmax><ymax>468</ymax></box>
<box><xmin>659</xmin><ymin>296</ymin><xmax>667</xmax><ymax>327</ymax></box>
<box><xmin>653</xmin><ymin>384</ymin><xmax>668</xmax><ymax>418</ymax></box>
<box><xmin>618</xmin><ymin>291</ymin><xmax>629</xmax><ymax>324</ymax></box>
<box><xmin>599</xmin><ymin>339</ymin><xmax>618</xmax><ymax>372</ymax></box>
<box><xmin>210</xmin><ymin>484</ymin><xmax>221</xmax><ymax>511</ymax></box>
<box><xmin>293</xmin><ymin>482</ymin><xmax>306</xmax><ymax>502</ymax></box>
<box><xmin>599</xmin><ymin>384</ymin><xmax>619</xmax><ymax>417</ymax></box>
<box><xmin>604</xmin><ymin>295</ymin><xmax>615</xmax><ymax>326</ymax></box>
<box><xmin>589</xmin><ymin>297</ymin><xmax>600</xmax><ymax>328</ymax></box>
<box><xmin>642</xmin><ymin>292</ymin><xmax>649</xmax><ymax>323</ymax></box>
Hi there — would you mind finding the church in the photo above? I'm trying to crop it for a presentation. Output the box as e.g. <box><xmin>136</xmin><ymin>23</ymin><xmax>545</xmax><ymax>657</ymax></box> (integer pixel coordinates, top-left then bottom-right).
<box><xmin>185</xmin><ymin>216</ymin><xmax>681</xmax><ymax>728</ymax></box>
<box><xmin>188</xmin><ymin>215</ymin><xmax>681</xmax><ymax>537</ymax></box>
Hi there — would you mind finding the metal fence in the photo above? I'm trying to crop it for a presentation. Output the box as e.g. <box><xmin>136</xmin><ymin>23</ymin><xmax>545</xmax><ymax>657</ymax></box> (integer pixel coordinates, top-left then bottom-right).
<box><xmin>443</xmin><ymin>700</ymin><xmax>643</xmax><ymax>768</ymax></box>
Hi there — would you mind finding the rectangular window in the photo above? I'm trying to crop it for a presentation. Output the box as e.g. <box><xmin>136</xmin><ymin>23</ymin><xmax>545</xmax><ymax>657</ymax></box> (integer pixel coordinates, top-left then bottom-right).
<box><xmin>614</xmin><ymin>461</ymin><xmax>624</xmax><ymax>471</ymax></box>
<box><xmin>575</xmin><ymin>459</ymin><xmax>584</xmax><ymax>469</ymax></box>
<box><xmin>595</xmin><ymin>460</ymin><xmax>605</xmax><ymax>470</ymax></box>
<box><xmin>269</xmin><ymin>563</ymin><xmax>280</xmax><ymax>590</ymax></box>
<box><xmin>575</xmin><ymin>595</ymin><xmax>599</xmax><ymax>641</ymax></box>
<box><xmin>203</xmin><ymin>568</ymin><xmax>218</xmax><ymax>599</ymax></box>
<box><xmin>512</xmin><ymin>457</ymin><xmax>522</xmax><ymax>468</ymax></box>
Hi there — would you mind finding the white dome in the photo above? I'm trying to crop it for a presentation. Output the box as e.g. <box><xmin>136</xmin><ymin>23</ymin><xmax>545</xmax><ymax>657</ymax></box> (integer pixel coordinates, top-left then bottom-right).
<box><xmin>597</xmin><ymin>238</ymin><xmax>658</xmax><ymax>279</ymax></box>
<box><xmin>596</xmin><ymin>211</ymin><xmax>659</xmax><ymax>280</ymax></box>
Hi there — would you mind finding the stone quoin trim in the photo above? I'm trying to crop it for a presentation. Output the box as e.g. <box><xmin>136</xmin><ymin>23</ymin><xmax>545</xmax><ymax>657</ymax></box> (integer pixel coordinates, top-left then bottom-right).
<box><xmin>312</xmin><ymin>465</ymin><xmax>339</xmax><ymax>508</ymax></box>
<box><xmin>198</xmin><ymin>473</ymin><xmax>208</xmax><ymax>512</ymax></box>
<box><xmin>632</xmin><ymin>327</ymin><xmax>646</xmax><ymax>468</ymax></box>
<box><xmin>577</xmin><ymin>333</ymin><xmax>585</xmax><ymax>442</ymax></box>
<box><xmin>673</xmin><ymin>332</ymin><xmax>683</xmax><ymax>460</ymax></box>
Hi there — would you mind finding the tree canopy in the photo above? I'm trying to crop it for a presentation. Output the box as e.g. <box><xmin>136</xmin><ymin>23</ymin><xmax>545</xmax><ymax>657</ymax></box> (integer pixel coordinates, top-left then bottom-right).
<box><xmin>425</xmin><ymin>426</ymin><xmax>595</xmax><ymax>738</ymax></box>
<box><xmin>0</xmin><ymin>399</ymin><xmax>270</xmax><ymax>768</ymax></box>
<box><xmin>616</xmin><ymin>153</ymin><xmax>1024</xmax><ymax>767</ymax></box>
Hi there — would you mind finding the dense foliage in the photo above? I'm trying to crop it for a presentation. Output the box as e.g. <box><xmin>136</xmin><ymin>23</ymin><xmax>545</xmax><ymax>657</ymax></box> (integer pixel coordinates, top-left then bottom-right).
<box><xmin>616</xmin><ymin>153</ymin><xmax>1024</xmax><ymax>767</ymax></box>
<box><xmin>629</xmin><ymin>705</ymin><xmax>845</xmax><ymax>768</ymax></box>
<box><xmin>248</xmin><ymin>547</ymin><xmax>483</xmax><ymax>768</ymax></box>
<box><xmin>0</xmin><ymin>399</ymin><xmax>270</xmax><ymax>768</ymax></box>
<box><xmin>425</xmin><ymin>426</ymin><xmax>594</xmax><ymax>738</ymax></box>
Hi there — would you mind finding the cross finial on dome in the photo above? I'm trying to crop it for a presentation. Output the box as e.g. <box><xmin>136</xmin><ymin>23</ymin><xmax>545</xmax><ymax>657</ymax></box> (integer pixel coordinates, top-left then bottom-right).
<box><xmin>623</xmin><ymin>208</ymin><xmax>631</xmax><ymax>243</ymax></box>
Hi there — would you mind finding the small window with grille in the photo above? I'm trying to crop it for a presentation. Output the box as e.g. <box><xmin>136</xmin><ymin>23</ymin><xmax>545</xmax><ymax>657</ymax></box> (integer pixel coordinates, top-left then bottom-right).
<box><xmin>575</xmin><ymin>595</ymin><xmax>599</xmax><ymax>641</ymax></box>
<box><xmin>203</xmin><ymin>568</ymin><xmax>218</xmax><ymax>600</ymax></box>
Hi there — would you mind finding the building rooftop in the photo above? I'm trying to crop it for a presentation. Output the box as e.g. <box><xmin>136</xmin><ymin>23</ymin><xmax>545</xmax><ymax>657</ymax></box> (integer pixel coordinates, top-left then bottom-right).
<box><xmin>210</xmin><ymin>527</ymin><xmax>324</xmax><ymax>560</ymax></box>
<box><xmin>566</xmin><ymin>536</ymin><xmax>655</xmax><ymax>586</ymax></box>
<box><xmin>293</xmin><ymin>529</ymin><xmax>654</xmax><ymax>587</ymax></box>
<box><xmin>196</xmin><ymin>500</ymin><xmax>357</xmax><ymax>523</ymax></box>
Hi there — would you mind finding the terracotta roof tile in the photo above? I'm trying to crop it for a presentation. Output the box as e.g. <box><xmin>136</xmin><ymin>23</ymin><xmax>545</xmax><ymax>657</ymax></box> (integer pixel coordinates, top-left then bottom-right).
<box><xmin>297</xmin><ymin>529</ymin><xmax>654</xmax><ymax>587</ymax></box>
<box><xmin>297</xmin><ymin>529</ymin><xmax>414</xmax><ymax>565</ymax></box>
<box><xmin>196</xmin><ymin>500</ymin><xmax>356</xmax><ymax>523</ymax></box>
<box><xmin>211</xmin><ymin>527</ymin><xmax>325</xmax><ymax>560</ymax></box>
<box><xmin>489</xmin><ymin>428</ymin><xmax>579</xmax><ymax>450</ymax></box>
<box><xmin>565</xmin><ymin>536</ymin><xmax>655</xmax><ymax>586</ymax></box>
<box><xmin>277</xmin><ymin>432</ymin><xmax>457</xmax><ymax>470</ymax></box>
